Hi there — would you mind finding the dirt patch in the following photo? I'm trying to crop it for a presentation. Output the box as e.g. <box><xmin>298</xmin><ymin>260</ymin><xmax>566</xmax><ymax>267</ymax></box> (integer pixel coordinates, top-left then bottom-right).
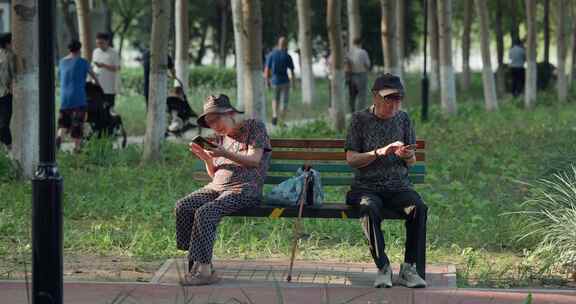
<box><xmin>1</xmin><ymin>255</ymin><xmax>165</xmax><ymax>282</ymax></box>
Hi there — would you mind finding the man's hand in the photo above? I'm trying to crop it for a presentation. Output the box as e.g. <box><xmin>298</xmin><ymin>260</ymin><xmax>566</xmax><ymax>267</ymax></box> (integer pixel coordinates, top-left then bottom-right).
<box><xmin>375</xmin><ymin>141</ymin><xmax>404</xmax><ymax>156</ymax></box>
<box><xmin>188</xmin><ymin>143</ymin><xmax>213</xmax><ymax>162</ymax></box>
<box><xmin>395</xmin><ymin>145</ymin><xmax>415</xmax><ymax>159</ymax></box>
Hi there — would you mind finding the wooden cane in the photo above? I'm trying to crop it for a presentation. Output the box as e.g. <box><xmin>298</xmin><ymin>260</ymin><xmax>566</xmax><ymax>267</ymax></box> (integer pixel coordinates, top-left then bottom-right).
<box><xmin>286</xmin><ymin>168</ymin><xmax>311</xmax><ymax>282</ymax></box>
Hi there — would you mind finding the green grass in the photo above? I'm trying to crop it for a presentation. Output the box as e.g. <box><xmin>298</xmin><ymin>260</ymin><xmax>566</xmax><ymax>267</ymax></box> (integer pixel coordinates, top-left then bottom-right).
<box><xmin>2</xmin><ymin>72</ymin><xmax>576</xmax><ymax>288</ymax></box>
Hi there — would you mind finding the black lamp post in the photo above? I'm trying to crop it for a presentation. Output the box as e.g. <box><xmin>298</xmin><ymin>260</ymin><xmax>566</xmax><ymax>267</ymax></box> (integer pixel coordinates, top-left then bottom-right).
<box><xmin>421</xmin><ymin>0</ymin><xmax>429</xmax><ymax>122</ymax></box>
<box><xmin>33</xmin><ymin>0</ymin><xmax>64</xmax><ymax>303</ymax></box>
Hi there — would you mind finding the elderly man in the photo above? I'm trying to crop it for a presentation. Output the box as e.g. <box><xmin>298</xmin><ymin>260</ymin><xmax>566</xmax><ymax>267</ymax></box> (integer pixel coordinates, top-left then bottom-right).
<box><xmin>345</xmin><ymin>73</ymin><xmax>427</xmax><ymax>288</ymax></box>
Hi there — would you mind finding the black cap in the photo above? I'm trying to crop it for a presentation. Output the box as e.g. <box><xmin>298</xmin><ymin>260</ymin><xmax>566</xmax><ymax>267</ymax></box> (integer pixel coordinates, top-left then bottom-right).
<box><xmin>372</xmin><ymin>73</ymin><xmax>404</xmax><ymax>97</ymax></box>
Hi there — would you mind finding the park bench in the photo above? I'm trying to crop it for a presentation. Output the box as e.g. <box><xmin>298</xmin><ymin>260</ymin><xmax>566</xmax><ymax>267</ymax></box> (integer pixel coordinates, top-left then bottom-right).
<box><xmin>192</xmin><ymin>138</ymin><xmax>427</xmax><ymax>279</ymax></box>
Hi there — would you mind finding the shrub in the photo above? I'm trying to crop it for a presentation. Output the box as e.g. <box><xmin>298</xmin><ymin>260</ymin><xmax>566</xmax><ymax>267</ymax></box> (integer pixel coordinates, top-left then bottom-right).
<box><xmin>120</xmin><ymin>66</ymin><xmax>236</xmax><ymax>95</ymax></box>
<box><xmin>517</xmin><ymin>165</ymin><xmax>576</xmax><ymax>276</ymax></box>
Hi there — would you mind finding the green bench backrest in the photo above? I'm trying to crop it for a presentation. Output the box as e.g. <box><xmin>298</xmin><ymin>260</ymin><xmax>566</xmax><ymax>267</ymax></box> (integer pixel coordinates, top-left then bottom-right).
<box><xmin>192</xmin><ymin>139</ymin><xmax>426</xmax><ymax>185</ymax></box>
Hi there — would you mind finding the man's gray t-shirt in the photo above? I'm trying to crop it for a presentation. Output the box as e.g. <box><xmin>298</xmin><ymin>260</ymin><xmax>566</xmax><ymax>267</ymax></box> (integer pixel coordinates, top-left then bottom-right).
<box><xmin>509</xmin><ymin>45</ymin><xmax>526</xmax><ymax>68</ymax></box>
<box><xmin>345</xmin><ymin>108</ymin><xmax>416</xmax><ymax>192</ymax></box>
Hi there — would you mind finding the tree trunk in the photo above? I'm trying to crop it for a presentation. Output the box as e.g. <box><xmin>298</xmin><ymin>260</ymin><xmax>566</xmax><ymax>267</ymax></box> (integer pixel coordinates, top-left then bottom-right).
<box><xmin>380</xmin><ymin>0</ymin><xmax>400</xmax><ymax>75</ymax></box>
<box><xmin>494</xmin><ymin>1</ymin><xmax>506</xmax><ymax>96</ymax></box>
<box><xmin>175</xmin><ymin>0</ymin><xmax>190</xmax><ymax>92</ymax></box>
<box><xmin>218</xmin><ymin>0</ymin><xmax>229</xmax><ymax>67</ymax></box>
<box><xmin>509</xmin><ymin>0</ymin><xmax>520</xmax><ymax>43</ymax></box>
<box><xmin>11</xmin><ymin>0</ymin><xmax>39</xmax><ymax>179</ymax></box>
<box><xmin>557</xmin><ymin>0</ymin><xmax>568</xmax><ymax>102</ymax></box>
<box><xmin>347</xmin><ymin>0</ymin><xmax>361</xmax><ymax>48</ymax></box>
<box><xmin>395</xmin><ymin>0</ymin><xmax>405</xmax><ymax>78</ymax></box>
<box><xmin>327</xmin><ymin>0</ymin><xmax>346</xmax><ymax>132</ymax></box>
<box><xmin>143</xmin><ymin>0</ymin><xmax>171</xmax><ymax>162</ymax></box>
<box><xmin>194</xmin><ymin>22</ymin><xmax>209</xmax><ymax>66</ymax></box>
<box><xmin>117</xmin><ymin>20</ymin><xmax>130</xmax><ymax>59</ymax></box>
<box><xmin>231</xmin><ymin>0</ymin><xmax>245</xmax><ymax>109</ymax></box>
<box><xmin>437</xmin><ymin>0</ymin><xmax>457</xmax><ymax>115</ymax></box>
<box><xmin>475</xmin><ymin>0</ymin><xmax>498</xmax><ymax>111</ymax></box>
<box><xmin>75</xmin><ymin>0</ymin><xmax>93</xmax><ymax>61</ymax></box>
<box><xmin>241</xmin><ymin>0</ymin><xmax>266</xmax><ymax>121</ymax></box>
<box><xmin>525</xmin><ymin>0</ymin><xmax>537</xmax><ymax>108</ymax></box>
<box><xmin>543</xmin><ymin>0</ymin><xmax>550</xmax><ymax>63</ymax></box>
<box><xmin>298</xmin><ymin>0</ymin><xmax>315</xmax><ymax>105</ymax></box>
<box><xmin>570</xmin><ymin>15</ymin><xmax>576</xmax><ymax>84</ymax></box>
<box><xmin>428</xmin><ymin>0</ymin><xmax>440</xmax><ymax>92</ymax></box>
<box><xmin>461</xmin><ymin>0</ymin><xmax>472</xmax><ymax>90</ymax></box>
<box><xmin>60</xmin><ymin>0</ymin><xmax>79</xmax><ymax>40</ymax></box>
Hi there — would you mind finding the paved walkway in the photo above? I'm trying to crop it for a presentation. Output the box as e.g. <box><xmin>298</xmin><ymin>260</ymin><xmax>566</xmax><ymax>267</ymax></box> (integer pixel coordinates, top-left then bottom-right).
<box><xmin>151</xmin><ymin>259</ymin><xmax>457</xmax><ymax>288</ymax></box>
<box><xmin>2</xmin><ymin>281</ymin><xmax>575</xmax><ymax>304</ymax></box>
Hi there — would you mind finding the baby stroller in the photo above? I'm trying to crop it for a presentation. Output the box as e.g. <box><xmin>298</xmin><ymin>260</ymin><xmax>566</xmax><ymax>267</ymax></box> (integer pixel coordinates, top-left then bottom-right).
<box><xmin>85</xmin><ymin>82</ymin><xmax>128</xmax><ymax>147</ymax></box>
<box><xmin>166</xmin><ymin>78</ymin><xmax>199</xmax><ymax>137</ymax></box>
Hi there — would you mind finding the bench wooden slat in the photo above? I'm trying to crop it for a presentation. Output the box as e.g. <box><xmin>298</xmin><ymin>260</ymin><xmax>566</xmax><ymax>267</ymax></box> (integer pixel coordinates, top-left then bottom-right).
<box><xmin>270</xmin><ymin>139</ymin><xmax>426</xmax><ymax>149</ymax></box>
<box><xmin>268</xmin><ymin>163</ymin><xmax>426</xmax><ymax>174</ymax></box>
<box><xmin>226</xmin><ymin>202</ymin><xmax>405</xmax><ymax>219</ymax></box>
<box><xmin>272</xmin><ymin>151</ymin><xmax>425</xmax><ymax>161</ymax></box>
<box><xmin>192</xmin><ymin>172</ymin><xmax>426</xmax><ymax>185</ymax></box>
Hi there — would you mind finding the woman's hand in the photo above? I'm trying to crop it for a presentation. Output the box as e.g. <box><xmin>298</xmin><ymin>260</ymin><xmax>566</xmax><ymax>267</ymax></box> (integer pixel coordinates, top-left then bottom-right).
<box><xmin>188</xmin><ymin>143</ymin><xmax>212</xmax><ymax>162</ymax></box>
<box><xmin>205</xmin><ymin>144</ymin><xmax>229</xmax><ymax>159</ymax></box>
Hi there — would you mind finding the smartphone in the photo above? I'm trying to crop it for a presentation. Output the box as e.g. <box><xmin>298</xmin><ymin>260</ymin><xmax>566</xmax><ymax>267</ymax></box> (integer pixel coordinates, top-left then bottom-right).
<box><xmin>404</xmin><ymin>144</ymin><xmax>417</xmax><ymax>151</ymax></box>
<box><xmin>191</xmin><ymin>135</ymin><xmax>217</xmax><ymax>149</ymax></box>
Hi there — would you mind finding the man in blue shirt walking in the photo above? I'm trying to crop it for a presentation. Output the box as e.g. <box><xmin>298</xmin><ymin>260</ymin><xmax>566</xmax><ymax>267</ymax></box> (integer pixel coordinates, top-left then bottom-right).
<box><xmin>264</xmin><ymin>37</ymin><xmax>294</xmax><ymax>126</ymax></box>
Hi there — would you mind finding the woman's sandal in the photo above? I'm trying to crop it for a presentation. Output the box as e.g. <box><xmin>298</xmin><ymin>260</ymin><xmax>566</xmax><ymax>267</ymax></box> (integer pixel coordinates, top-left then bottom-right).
<box><xmin>180</xmin><ymin>271</ymin><xmax>220</xmax><ymax>286</ymax></box>
<box><xmin>188</xmin><ymin>262</ymin><xmax>216</xmax><ymax>275</ymax></box>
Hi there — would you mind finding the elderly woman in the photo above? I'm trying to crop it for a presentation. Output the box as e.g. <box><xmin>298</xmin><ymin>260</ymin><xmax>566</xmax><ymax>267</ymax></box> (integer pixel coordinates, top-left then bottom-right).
<box><xmin>175</xmin><ymin>94</ymin><xmax>271</xmax><ymax>286</ymax></box>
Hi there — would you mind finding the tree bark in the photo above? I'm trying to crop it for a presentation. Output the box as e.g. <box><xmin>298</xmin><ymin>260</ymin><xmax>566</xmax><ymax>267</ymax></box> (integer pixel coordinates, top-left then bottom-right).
<box><xmin>437</xmin><ymin>0</ymin><xmax>457</xmax><ymax>115</ymax></box>
<box><xmin>428</xmin><ymin>0</ymin><xmax>440</xmax><ymax>92</ymax></box>
<box><xmin>231</xmin><ymin>0</ymin><xmax>245</xmax><ymax>109</ymax></box>
<box><xmin>347</xmin><ymin>0</ymin><xmax>361</xmax><ymax>49</ymax></box>
<box><xmin>327</xmin><ymin>0</ymin><xmax>346</xmax><ymax>132</ymax></box>
<box><xmin>380</xmin><ymin>0</ymin><xmax>400</xmax><ymax>75</ymax></box>
<box><xmin>193</xmin><ymin>22</ymin><xmax>209</xmax><ymax>66</ymax></box>
<box><xmin>395</xmin><ymin>0</ymin><xmax>405</xmax><ymax>78</ymax></box>
<box><xmin>570</xmin><ymin>13</ymin><xmax>576</xmax><ymax>84</ymax></box>
<box><xmin>143</xmin><ymin>0</ymin><xmax>171</xmax><ymax>162</ymax></box>
<box><xmin>298</xmin><ymin>0</ymin><xmax>315</xmax><ymax>105</ymax></box>
<box><xmin>475</xmin><ymin>0</ymin><xmax>498</xmax><ymax>111</ymax></box>
<box><xmin>494</xmin><ymin>1</ymin><xmax>506</xmax><ymax>96</ymax></box>
<box><xmin>218</xmin><ymin>0</ymin><xmax>229</xmax><ymax>67</ymax></box>
<box><xmin>461</xmin><ymin>0</ymin><xmax>472</xmax><ymax>90</ymax></box>
<box><xmin>524</xmin><ymin>0</ymin><xmax>537</xmax><ymax>108</ymax></box>
<box><xmin>60</xmin><ymin>0</ymin><xmax>79</xmax><ymax>40</ymax></box>
<box><xmin>543</xmin><ymin>0</ymin><xmax>550</xmax><ymax>63</ymax></box>
<box><xmin>508</xmin><ymin>0</ymin><xmax>520</xmax><ymax>43</ymax></box>
<box><xmin>557</xmin><ymin>0</ymin><xmax>568</xmax><ymax>102</ymax></box>
<box><xmin>75</xmin><ymin>0</ymin><xmax>93</xmax><ymax>61</ymax></box>
<box><xmin>11</xmin><ymin>0</ymin><xmax>39</xmax><ymax>179</ymax></box>
<box><xmin>175</xmin><ymin>0</ymin><xmax>190</xmax><ymax>92</ymax></box>
<box><xmin>241</xmin><ymin>0</ymin><xmax>266</xmax><ymax>121</ymax></box>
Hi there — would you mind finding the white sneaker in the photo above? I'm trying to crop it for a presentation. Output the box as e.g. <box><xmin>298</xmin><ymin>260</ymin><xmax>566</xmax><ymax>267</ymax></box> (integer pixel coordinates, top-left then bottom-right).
<box><xmin>374</xmin><ymin>264</ymin><xmax>393</xmax><ymax>288</ymax></box>
<box><xmin>398</xmin><ymin>263</ymin><xmax>427</xmax><ymax>288</ymax></box>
